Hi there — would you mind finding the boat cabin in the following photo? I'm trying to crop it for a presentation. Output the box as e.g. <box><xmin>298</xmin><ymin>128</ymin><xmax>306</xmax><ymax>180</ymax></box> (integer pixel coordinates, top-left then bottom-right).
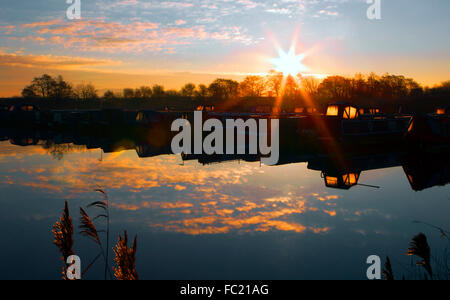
<box><xmin>323</xmin><ymin>171</ymin><xmax>360</xmax><ymax>190</ymax></box>
<box><xmin>326</xmin><ymin>102</ymin><xmax>360</xmax><ymax>120</ymax></box>
<box><xmin>436</xmin><ymin>107</ymin><xmax>449</xmax><ymax>115</ymax></box>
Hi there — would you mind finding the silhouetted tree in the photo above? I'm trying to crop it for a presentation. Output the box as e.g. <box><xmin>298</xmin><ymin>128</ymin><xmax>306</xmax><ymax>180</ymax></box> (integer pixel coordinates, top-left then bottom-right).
<box><xmin>123</xmin><ymin>88</ymin><xmax>134</xmax><ymax>99</ymax></box>
<box><xmin>318</xmin><ymin>76</ymin><xmax>352</xmax><ymax>100</ymax></box>
<box><xmin>208</xmin><ymin>79</ymin><xmax>239</xmax><ymax>100</ymax></box>
<box><xmin>134</xmin><ymin>89</ymin><xmax>142</xmax><ymax>99</ymax></box>
<box><xmin>301</xmin><ymin>76</ymin><xmax>320</xmax><ymax>96</ymax></box>
<box><xmin>75</xmin><ymin>83</ymin><xmax>98</xmax><ymax>100</ymax></box>
<box><xmin>239</xmin><ymin>76</ymin><xmax>265</xmax><ymax>97</ymax></box>
<box><xmin>441</xmin><ymin>80</ymin><xmax>450</xmax><ymax>91</ymax></box>
<box><xmin>54</xmin><ymin>76</ymin><xmax>74</xmax><ymax>99</ymax></box>
<box><xmin>284</xmin><ymin>75</ymin><xmax>299</xmax><ymax>98</ymax></box>
<box><xmin>152</xmin><ymin>85</ymin><xmax>165</xmax><ymax>98</ymax></box>
<box><xmin>103</xmin><ymin>90</ymin><xmax>116</xmax><ymax>100</ymax></box>
<box><xmin>195</xmin><ymin>84</ymin><xmax>209</xmax><ymax>98</ymax></box>
<box><xmin>22</xmin><ymin>74</ymin><xmax>73</xmax><ymax>99</ymax></box>
<box><xmin>181</xmin><ymin>83</ymin><xmax>196</xmax><ymax>98</ymax></box>
<box><xmin>165</xmin><ymin>90</ymin><xmax>179</xmax><ymax>97</ymax></box>
<box><xmin>138</xmin><ymin>86</ymin><xmax>152</xmax><ymax>99</ymax></box>
<box><xmin>266</xmin><ymin>70</ymin><xmax>283</xmax><ymax>97</ymax></box>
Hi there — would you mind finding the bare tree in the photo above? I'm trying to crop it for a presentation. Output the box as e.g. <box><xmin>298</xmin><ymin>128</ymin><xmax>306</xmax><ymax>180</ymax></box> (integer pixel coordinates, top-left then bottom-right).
<box><xmin>181</xmin><ymin>83</ymin><xmax>196</xmax><ymax>98</ymax></box>
<box><xmin>239</xmin><ymin>76</ymin><xmax>266</xmax><ymax>97</ymax></box>
<box><xmin>75</xmin><ymin>83</ymin><xmax>98</xmax><ymax>100</ymax></box>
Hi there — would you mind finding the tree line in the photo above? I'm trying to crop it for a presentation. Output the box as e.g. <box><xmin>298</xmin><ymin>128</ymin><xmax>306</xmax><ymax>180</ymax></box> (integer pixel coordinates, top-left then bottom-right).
<box><xmin>20</xmin><ymin>72</ymin><xmax>450</xmax><ymax>108</ymax></box>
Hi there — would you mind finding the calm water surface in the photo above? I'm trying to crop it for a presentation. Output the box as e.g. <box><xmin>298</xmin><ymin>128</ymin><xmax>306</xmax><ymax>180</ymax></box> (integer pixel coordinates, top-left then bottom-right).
<box><xmin>0</xmin><ymin>140</ymin><xmax>449</xmax><ymax>280</ymax></box>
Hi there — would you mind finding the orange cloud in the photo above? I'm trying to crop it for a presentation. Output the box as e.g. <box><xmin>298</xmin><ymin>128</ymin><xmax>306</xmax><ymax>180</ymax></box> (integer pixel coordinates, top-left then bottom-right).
<box><xmin>0</xmin><ymin>50</ymin><xmax>121</xmax><ymax>71</ymax></box>
<box><xmin>0</xmin><ymin>142</ymin><xmax>340</xmax><ymax>236</ymax></box>
<box><xmin>13</xmin><ymin>19</ymin><xmax>253</xmax><ymax>53</ymax></box>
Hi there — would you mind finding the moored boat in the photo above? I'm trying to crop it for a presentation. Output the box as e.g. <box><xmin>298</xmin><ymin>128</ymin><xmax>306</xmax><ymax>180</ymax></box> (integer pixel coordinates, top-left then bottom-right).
<box><xmin>405</xmin><ymin>108</ymin><xmax>450</xmax><ymax>146</ymax></box>
<box><xmin>298</xmin><ymin>102</ymin><xmax>411</xmax><ymax>145</ymax></box>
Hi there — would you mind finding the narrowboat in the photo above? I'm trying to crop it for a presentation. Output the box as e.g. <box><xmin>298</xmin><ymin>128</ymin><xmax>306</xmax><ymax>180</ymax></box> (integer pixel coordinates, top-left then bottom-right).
<box><xmin>1</xmin><ymin>104</ymin><xmax>40</xmax><ymax>124</ymax></box>
<box><xmin>299</xmin><ymin>102</ymin><xmax>411</xmax><ymax>144</ymax></box>
<box><xmin>402</xmin><ymin>150</ymin><xmax>450</xmax><ymax>191</ymax></box>
<box><xmin>405</xmin><ymin>108</ymin><xmax>450</xmax><ymax>146</ymax></box>
<box><xmin>0</xmin><ymin>105</ymin><xmax>13</xmax><ymax>121</ymax></box>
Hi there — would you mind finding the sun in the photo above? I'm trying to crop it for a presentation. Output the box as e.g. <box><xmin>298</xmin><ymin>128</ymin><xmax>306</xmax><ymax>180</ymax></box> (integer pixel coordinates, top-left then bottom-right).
<box><xmin>270</xmin><ymin>47</ymin><xmax>307</xmax><ymax>76</ymax></box>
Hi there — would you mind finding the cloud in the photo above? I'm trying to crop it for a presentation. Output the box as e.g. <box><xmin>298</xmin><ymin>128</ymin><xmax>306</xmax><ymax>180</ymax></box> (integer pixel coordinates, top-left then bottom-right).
<box><xmin>0</xmin><ymin>143</ymin><xmax>339</xmax><ymax>236</ymax></box>
<box><xmin>0</xmin><ymin>50</ymin><xmax>121</xmax><ymax>71</ymax></box>
<box><xmin>12</xmin><ymin>18</ymin><xmax>255</xmax><ymax>53</ymax></box>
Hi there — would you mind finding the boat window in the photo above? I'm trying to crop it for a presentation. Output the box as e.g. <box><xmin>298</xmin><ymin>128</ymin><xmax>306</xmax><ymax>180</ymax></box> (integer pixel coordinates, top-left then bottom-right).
<box><xmin>21</xmin><ymin>106</ymin><xmax>34</xmax><ymax>112</ymax></box>
<box><xmin>136</xmin><ymin>112</ymin><xmax>144</xmax><ymax>122</ymax></box>
<box><xmin>343</xmin><ymin>173</ymin><xmax>359</xmax><ymax>186</ymax></box>
<box><xmin>326</xmin><ymin>105</ymin><xmax>339</xmax><ymax>116</ymax></box>
<box><xmin>344</xmin><ymin>106</ymin><xmax>358</xmax><ymax>119</ymax></box>
<box><xmin>437</xmin><ymin>108</ymin><xmax>446</xmax><ymax>115</ymax></box>
<box><xmin>325</xmin><ymin>176</ymin><xmax>338</xmax><ymax>186</ymax></box>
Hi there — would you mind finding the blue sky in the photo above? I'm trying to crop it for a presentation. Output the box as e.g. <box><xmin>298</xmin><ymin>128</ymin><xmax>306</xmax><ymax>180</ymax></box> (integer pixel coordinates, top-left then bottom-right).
<box><xmin>0</xmin><ymin>0</ymin><xmax>449</xmax><ymax>95</ymax></box>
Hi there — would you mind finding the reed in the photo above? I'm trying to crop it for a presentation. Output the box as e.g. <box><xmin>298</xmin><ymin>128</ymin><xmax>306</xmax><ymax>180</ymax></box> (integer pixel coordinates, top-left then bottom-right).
<box><xmin>92</xmin><ymin>188</ymin><xmax>110</xmax><ymax>281</ymax></box>
<box><xmin>113</xmin><ymin>231</ymin><xmax>139</xmax><ymax>280</ymax></box>
<box><xmin>382</xmin><ymin>256</ymin><xmax>395</xmax><ymax>280</ymax></box>
<box><xmin>52</xmin><ymin>201</ymin><xmax>74</xmax><ymax>280</ymax></box>
<box><xmin>79</xmin><ymin>203</ymin><xmax>113</xmax><ymax>280</ymax></box>
<box><xmin>406</xmin><ymin>233</ymin><xmax>433</xmax><ymax>279</ymax></box>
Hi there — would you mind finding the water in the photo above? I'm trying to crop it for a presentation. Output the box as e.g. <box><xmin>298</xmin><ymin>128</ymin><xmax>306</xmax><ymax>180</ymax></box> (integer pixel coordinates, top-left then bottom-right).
<box><xmin>0</xmin><ymin>129</ymin><xmax>449</xmax><ymax>280</ymax></box>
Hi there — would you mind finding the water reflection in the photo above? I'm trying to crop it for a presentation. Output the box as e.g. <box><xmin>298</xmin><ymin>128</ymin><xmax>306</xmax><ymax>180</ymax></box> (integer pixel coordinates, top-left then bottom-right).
<box><xmin>1</xmin><ymin>122</ymin><xmax>450</xmax><ymax>279</ymax></box>
<box><xmin>2</xmin><ymin>124</ymin><xmax>450</xmax><ymax>193</ymax></box>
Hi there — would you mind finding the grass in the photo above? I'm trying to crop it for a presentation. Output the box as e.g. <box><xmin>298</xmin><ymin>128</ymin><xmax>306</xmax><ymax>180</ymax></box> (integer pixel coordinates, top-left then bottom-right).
<box><xmin>52</xmin><ymin>191</ymin><xmax>138</xmax><ymax>280</ymax></box>
<box><xmin>383</xmin><ymin>228</ymin><xmax>449</xmax><ymax>280</ymax></box>
<box><xmin>52</xmin><ymin>201</ymin><xmax>74</xmax><ymax>280</ymax></box>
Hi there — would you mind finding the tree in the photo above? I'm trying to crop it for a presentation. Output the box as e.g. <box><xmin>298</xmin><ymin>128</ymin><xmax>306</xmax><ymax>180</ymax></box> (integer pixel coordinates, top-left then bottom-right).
<box><xmin>239</xmin><ymin>76</ymin><xmax>265</xmax><ymax>97</ymax></box>
<box><xmin>195</xmin><ymin>84</ymin><xmax>209</xmax><ymax>98</ymax></box>
<box><xmin>165</xmin><ymin>90</ymin><xmax>179</xmax><ymax>97</ymax></box>
<box><xmin>441</xmin><ymin>80</ymin><xmax>450</xmax><ymax>91</ymax></box>
<box><xmin>103</xmin><ymin>90</ymin><xmax>115</xmax><ymax>100</ymax></box>
<box><xmin>266</xmin><ymin>70</ymin><xmax>283</xmax><ymax>97</ymax></box>
<box><xmin>134</xmin><ymin>89</ymin><xmax>142</xmax><ymax>99</ymax></box>
<box><xmin>301</xmin><ymin>77</ymin><xmax>320</xmax><ymax>96</ymax></box>
<box><xmin>75</xmin><ymin>83</ymin><xmax>98</xmax><ymax>100</ymax></box>
<box><xmin>152</xmin><ymin>85</ymin><xmax>165</xmax><ymax>98</ymax></box>
<box><xmin>208</xmin><ymin>79</ymin><xmax>239</xmax><ymax>100</ymax></box>
<box><xmin>283</xmin><ymin>75</ymin><xmax>299</xmax><ymax>98</ymax></box>
<box><xmin>22</xmin><ymin>74</ymin><xmax>73</xmax><ymax>99</ymax></box>
<box><xmin>54</xmin><ymin>75</ymin><xmax>74</xmax><ymax>99</ymax></box>
<box><xmin>123</xmin><ymin>88</ymin><xmax>135</xmax><ymax>99</ymax></box>
<box><xmin>181</xmin><ymin>83</ymin><xmax>196</xmax><ymax>98</ymax></box>
<box><xmin>138</xmin><ymin>86</ymin><xmax>152</xmax><ymax>99</ymax></box>
<box><xmin>318</xmin><ymin>76</ymin><xmax>352</xmax><ymax>100</ymax></box>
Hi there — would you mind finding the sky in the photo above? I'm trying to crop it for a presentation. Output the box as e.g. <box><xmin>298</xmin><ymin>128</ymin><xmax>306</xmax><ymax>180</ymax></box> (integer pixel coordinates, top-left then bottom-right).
<box><xmin>0</xmin><ymin>0</ymin><xmax>449</xmax><ymax>96</ymax></box>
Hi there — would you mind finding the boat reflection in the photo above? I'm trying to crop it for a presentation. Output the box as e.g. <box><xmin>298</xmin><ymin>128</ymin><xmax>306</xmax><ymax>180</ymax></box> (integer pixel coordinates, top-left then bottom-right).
<box><xmin>1</xmin><ymin>121</ymin><xmax>449</xmax><ymax>192</ymax></box>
